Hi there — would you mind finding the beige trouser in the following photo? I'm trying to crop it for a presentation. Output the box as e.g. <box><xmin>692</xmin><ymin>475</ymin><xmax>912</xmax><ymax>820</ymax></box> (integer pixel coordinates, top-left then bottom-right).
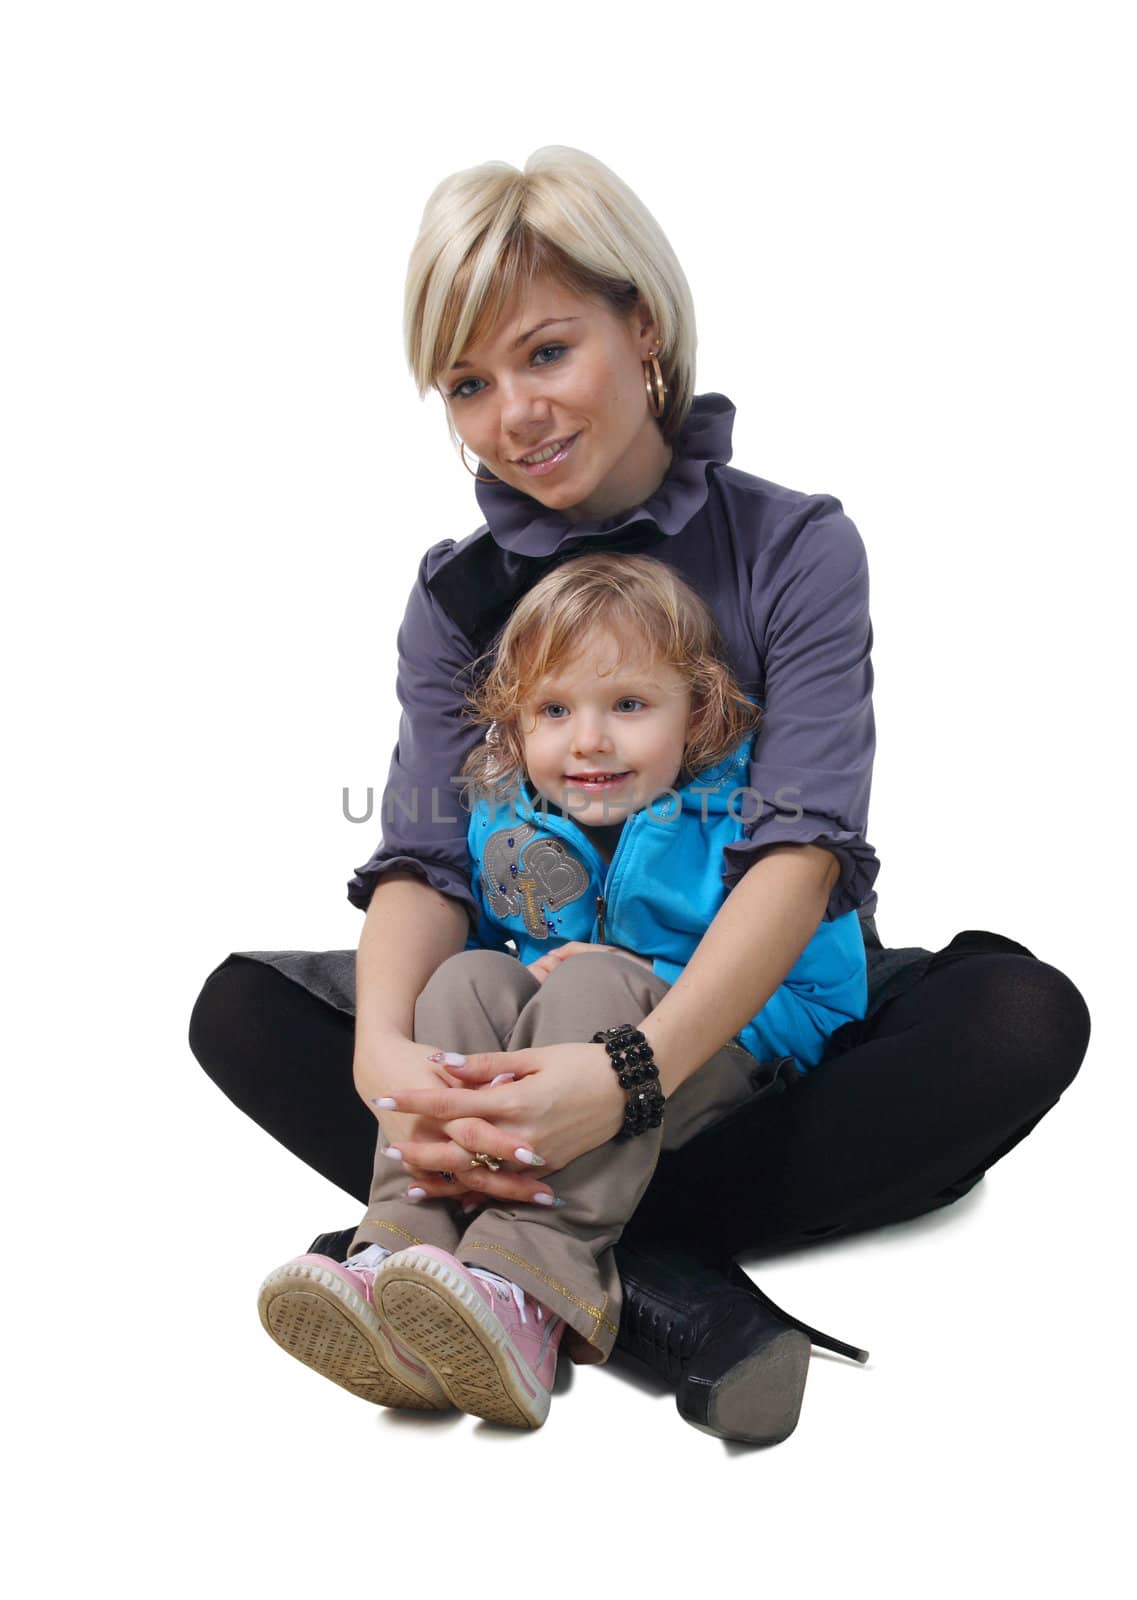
<box><xmin>350</xmin><ymin>949</ymin><xmax>764</xmax><ymax>1364</ymax></box>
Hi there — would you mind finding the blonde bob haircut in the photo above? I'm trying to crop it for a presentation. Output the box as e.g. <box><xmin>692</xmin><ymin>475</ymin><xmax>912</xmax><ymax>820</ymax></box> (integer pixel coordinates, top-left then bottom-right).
<box><xmin>405</xmin><ymin>146</ymin><xmax>698</xmax><ymax>445</ymax></box>
<box><xmin>459</xmin><ymin>553</ymin><xmax>761</xmax><ymax>805</ymax></box>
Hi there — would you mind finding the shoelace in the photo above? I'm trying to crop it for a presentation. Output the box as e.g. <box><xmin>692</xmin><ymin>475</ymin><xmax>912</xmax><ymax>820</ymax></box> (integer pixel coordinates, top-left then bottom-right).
<box><xmin>469</xmin><ymin>1267</ymin><xmax>542</xmax><ymax>1323</ymax></box>
<box><xmin>348</xmin><ymin>1251</ymin><xmax>546</xmax><ymax>1328</ymax></box>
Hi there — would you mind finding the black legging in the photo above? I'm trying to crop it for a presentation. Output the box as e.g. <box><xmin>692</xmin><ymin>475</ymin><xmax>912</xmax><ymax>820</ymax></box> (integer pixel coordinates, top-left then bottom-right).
<box><xmin>188</xmin><ymin>935</ymin><xmax>1090</xmax><ymax>1263</ymax></box>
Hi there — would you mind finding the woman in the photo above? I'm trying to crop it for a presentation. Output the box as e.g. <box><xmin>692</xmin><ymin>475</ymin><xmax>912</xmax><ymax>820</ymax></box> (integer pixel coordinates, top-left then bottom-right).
<box><xmin>189</xmin><ymin>146</ymin><xmax>1090</xmax><ymax>1443</ymax></box>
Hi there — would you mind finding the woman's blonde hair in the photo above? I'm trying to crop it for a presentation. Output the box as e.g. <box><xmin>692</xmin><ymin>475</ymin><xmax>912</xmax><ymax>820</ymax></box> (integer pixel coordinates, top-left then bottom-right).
<box><xmin>459</xmin><ymin>553</ymin><xmax>761</xmax><ymax>804</ymax></box>
<box><xmin>405</xmin><ymin>147</ymin><xmax>697</xmax><ymax>445</ymax></box>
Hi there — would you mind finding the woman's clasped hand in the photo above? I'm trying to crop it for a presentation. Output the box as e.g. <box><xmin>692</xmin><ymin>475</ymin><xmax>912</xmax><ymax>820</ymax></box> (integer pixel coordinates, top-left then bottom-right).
<box><xmin>374</xmin><ymin>1038</ymin><xmax>628</xmax><ymax>1203</ymax></box>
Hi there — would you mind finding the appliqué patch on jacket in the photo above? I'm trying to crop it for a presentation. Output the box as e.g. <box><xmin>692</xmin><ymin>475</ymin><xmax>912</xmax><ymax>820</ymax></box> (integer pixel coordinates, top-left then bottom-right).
<box><xmin>483</xmin><ymin>823</ymin><xmax>591</xmax><ymax>939</ymax></box>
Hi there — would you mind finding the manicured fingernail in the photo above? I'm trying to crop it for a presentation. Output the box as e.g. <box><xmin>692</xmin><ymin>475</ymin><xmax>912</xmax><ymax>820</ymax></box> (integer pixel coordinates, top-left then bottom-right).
<box><xmin>515</xmin><ymin>1148</ymin><xmax>546</xmax><ymax>1166</ymax></box>
<box><xmin>427</xmin><ymin>1051</ymin><xmax>467</xmax><ymax>1066</ymax></box>
<box><xmin>381</xmin><ymin>1147</ymin><xmax>403</xmax><ymax>1161</ymax></box>
<box><xmin>370</xmin><ymin>1097</ymin><xmax>398</xmax><ymax>1109</ymax></box>
<box><xmin>406</xmin><ymin>1187</ymin><xmax>426</xmax><ymax>1200</ymax></box>
<box><xmin>533</xmin><ymin>1193</ymin><xmax>566</xmax><ymax>1208</ymax></box>
<box><xmin>489</xmin><ymin>1073</ymin><xmax>516</xmax><ymax>1087</ymax></box>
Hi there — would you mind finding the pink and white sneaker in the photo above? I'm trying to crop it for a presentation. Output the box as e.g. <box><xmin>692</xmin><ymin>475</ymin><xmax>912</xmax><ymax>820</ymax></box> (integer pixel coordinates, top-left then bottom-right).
<box><xmin>257</xmin><ymin>1248</ymin><xmax>450</xmax><ymax>1411</ymax></box>
<box><xmin>375</xmin><ymin>1246</ymin><xmax>565</xmax><ymax>1429</ymax></box>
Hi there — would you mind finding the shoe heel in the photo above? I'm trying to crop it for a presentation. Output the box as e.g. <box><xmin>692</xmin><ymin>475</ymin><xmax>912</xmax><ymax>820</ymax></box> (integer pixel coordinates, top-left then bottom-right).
<box><xmin>747</xmin><ymin>1283</ymin><xmax>869</xmax><ymax>1364</ymax></box>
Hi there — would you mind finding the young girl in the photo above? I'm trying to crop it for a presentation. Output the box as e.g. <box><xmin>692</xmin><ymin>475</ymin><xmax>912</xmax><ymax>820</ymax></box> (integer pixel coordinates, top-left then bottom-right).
<box><xmin>258</xmin><ymin>553</ymin><xmax>868</xmax><ymax>1429</ymax></box>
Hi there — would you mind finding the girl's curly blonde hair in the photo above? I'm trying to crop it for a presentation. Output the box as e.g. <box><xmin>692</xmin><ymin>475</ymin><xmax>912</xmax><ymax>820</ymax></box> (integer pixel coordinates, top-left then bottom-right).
<box><xmin>459</xmin><ymin>553</ymin><xmax>762</xmax><ymax>805</ymax></box>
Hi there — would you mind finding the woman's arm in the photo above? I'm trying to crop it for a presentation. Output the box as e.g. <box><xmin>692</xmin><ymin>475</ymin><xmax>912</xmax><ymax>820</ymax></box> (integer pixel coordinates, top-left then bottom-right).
<box><xmin>347</xmin><ymin>542</ymin><xmax>485</xmax><ymax>921</ymax></box>
<box><xmin>640</xmin><ymin>842</ymin><xmax>839</xmax><ymax>1095</ymax></box>
<box><xmin>725</xmin><ymin>493</ymin><xmax>879</xmax><ymax>920</ymax></box>
<box><xmin>353</xmin><ymin>870</ymin><xmax>468</xmax><ymax>1062</ymax></box>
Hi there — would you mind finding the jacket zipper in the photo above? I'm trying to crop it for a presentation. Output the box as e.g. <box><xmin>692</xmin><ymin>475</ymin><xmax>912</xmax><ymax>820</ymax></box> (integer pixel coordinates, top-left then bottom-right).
<box><xmin>593</xmin><ymin>822</ymin><xmax>631</xmax><ymax>943</ymax></box>
<box><xmin>515</xmin><ymin>802</ymin><xmax>630</xmax><ymax>946</ymax></box>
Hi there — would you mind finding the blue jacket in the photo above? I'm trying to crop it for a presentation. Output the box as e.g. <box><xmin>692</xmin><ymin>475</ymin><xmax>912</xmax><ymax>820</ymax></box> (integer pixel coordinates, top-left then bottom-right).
<box><xmin>465</xmin><ymin>736</ymin><xmax>867</xmax><ymax>1071</ymax></box>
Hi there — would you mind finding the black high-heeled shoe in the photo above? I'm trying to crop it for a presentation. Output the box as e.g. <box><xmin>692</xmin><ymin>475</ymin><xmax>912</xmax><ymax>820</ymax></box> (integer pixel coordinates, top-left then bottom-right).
<box><xmin>614</xmin><ymin>1238</ymin><xmax>868</xmax><ymax>1445</ymax></box>
<box><xmin>307</xmin><ymin>1226</ymin><xmax>355</xmax><ymax>1261</ymax></box>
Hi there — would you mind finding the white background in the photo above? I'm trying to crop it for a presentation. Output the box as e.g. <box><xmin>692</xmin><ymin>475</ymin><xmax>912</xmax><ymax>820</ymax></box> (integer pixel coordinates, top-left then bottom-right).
<box><xmin>4</xmin><ymin>3</ymin><xmax>1132</xmax><ymax>1596</ymax></box>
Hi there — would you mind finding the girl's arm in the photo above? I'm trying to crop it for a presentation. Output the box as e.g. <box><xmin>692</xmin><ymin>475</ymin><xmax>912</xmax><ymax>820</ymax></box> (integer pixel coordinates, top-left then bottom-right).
<box><xmin>524</xmin><ymin>942</ymin><xmax>654</xmax><ymax>983</ymax></box>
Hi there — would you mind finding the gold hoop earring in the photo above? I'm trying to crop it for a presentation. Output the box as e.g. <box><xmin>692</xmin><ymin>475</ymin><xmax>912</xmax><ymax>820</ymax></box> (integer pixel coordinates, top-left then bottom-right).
<box><xmin>643</xmin><ymin>348</ymin><xmax>668</xmax><ymax>419</ymax></box>
<box><xmin>460</xmin><ymin>442</ymin><xmax>499</xmax><ymax>485</ymax></box>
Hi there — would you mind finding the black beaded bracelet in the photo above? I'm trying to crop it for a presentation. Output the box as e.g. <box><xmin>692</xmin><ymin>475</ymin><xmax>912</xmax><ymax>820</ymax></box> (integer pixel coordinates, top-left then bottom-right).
<box><xmin>591</xmin><ymin>1024</ymin><xmax>665</xmax><ymax>1140</ymax></box>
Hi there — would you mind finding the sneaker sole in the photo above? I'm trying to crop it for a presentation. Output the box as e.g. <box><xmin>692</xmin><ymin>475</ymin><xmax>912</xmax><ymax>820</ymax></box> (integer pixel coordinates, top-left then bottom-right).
<box><xmin>257</xmin><ymin>1261</ymin><xmax>449</xmax><ymax>1411</ymax></box>
<box><xmin>376</xmin><ymin>1250</ymin><xmax>550</xmax><ymax>1429</ymax></box>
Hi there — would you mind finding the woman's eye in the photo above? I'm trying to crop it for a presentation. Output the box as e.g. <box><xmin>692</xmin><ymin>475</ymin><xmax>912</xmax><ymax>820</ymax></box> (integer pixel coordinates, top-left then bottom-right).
<box><xmin>448</xmin><ymin>376</ymin><xmax>485</xmax><ymax>400</ymax></box>
<box><xmin>447</xmin><ymin>346</ymin><xmax>564</xmax><ymax>399</ymax></box>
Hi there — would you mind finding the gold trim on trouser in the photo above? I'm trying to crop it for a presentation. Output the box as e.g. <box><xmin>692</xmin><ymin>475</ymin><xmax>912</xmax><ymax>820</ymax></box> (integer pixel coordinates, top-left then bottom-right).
<box><xmin>459</xmin><ymin>1240</ymin><xmax>619</xmax><ymax>1340</ymax></box>
<box><xmin>350</xmin><ymin>1218</ymin><xmax>423</xmax><ymax>1252</ymax></box>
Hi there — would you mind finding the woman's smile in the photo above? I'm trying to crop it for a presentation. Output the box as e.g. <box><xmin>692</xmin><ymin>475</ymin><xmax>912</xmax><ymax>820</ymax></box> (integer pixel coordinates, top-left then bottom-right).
<box><xmin>514</xmin><ymin>434</ymin><xmax>579</xmax><ymax>476</ymax></box>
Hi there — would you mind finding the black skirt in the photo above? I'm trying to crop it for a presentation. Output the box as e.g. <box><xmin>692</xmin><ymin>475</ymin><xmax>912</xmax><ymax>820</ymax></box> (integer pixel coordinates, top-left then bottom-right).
<box><xmin>233</xmin><ymin>913</ymin><xmax>956</xmax><ymax>1034</ymax></box>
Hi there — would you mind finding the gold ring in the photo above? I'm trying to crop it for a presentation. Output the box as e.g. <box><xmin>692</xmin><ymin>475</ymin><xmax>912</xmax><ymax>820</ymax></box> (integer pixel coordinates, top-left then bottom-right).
<box><xmin>469</xmin><ymin>1152</ymin><xmax>502</xmax><ymax>1172</ymax></box>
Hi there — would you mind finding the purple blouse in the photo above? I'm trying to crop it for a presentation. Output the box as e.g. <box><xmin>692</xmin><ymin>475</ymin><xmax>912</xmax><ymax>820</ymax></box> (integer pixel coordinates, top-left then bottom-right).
<box><xmin>348</xmin><ymin>392</ymin><xmax>880</xmax><ymax>927</ymax></box>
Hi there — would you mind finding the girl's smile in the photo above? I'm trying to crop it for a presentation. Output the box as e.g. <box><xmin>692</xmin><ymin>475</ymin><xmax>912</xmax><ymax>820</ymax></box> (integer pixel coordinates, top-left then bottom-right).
<box><xmin>563</xmin><ymin>771</ymin><xmax>631</xmax><ymax>789</ymax></box>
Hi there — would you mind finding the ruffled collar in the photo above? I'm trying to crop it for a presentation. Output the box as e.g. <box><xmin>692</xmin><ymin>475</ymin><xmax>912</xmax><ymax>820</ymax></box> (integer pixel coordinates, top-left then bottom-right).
<box><xmin>472</xmin><ymin>392</ymin><xmax>736</xmax><ymax>556</ymax></box>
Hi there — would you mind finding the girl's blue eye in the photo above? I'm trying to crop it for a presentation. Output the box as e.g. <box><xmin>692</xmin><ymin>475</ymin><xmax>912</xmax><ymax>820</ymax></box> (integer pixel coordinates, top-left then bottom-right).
<box><xmin>616</xmin><ymin>697</ymin><xmax>645</xmax><ymax>712</ymax></box>
<box><xmin>541</xmin><ymin>703</ymin><xmax>569</xmax><ymax>719</ymax></box>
